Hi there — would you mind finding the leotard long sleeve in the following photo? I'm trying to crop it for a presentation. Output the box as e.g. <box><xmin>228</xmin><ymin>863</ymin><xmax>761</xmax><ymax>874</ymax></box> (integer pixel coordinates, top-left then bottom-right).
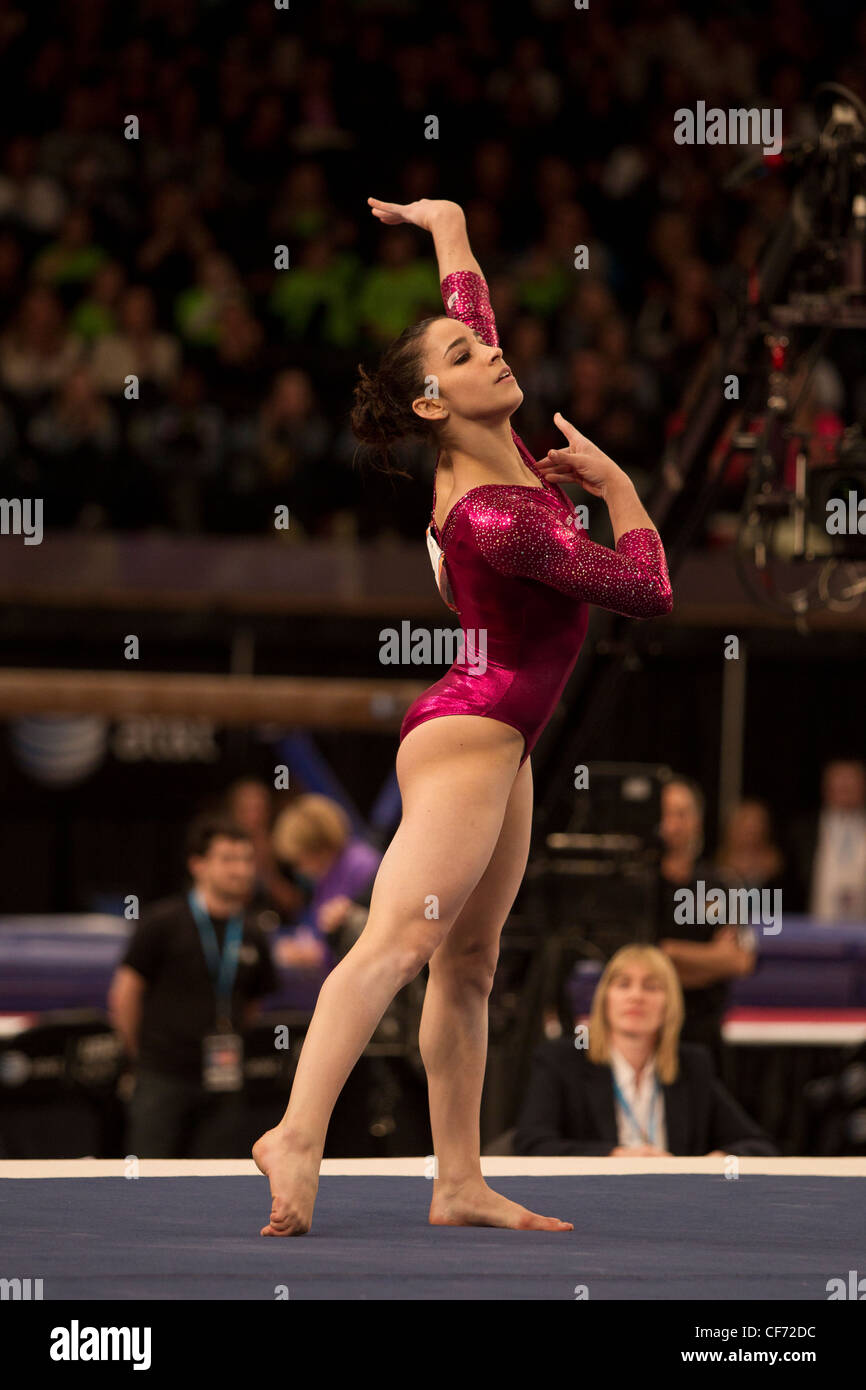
<box><xmin>398</xmin><ymin>269</ymin><xmax>672</xmax><ymax>765</ymax></box>
<box><xmin>460</xmin><ymin>489</ymin><xmax>673</xmax><ymax>619</ymax></box>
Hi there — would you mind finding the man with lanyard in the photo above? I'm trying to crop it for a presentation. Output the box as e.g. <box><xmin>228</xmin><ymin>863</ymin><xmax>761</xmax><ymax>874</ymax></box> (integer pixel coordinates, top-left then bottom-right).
<box><xmin>109</xmin><ymin>815</ymin><xmax>280</xmax><ymax>1157</ymax></box>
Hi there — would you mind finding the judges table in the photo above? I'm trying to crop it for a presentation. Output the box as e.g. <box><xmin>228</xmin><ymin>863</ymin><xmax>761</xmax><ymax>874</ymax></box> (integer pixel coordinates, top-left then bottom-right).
<box><xmin>724</xmin><ymin>915</ymin><xmax>866</xmax><ymax>1045</ymax></box>
<box><xmin>723</xmin><ymin>1009</ymin><xmax>866</xmax><ymax>1045</ymax></box>
<box><xmin>3</xmin><ymin>913</ymin><xmax>866</xmax><ymax>1156</ymax></box>
<box><xmin>0</xmin><ymin>913</ymin><xmax>336</xmax><ymax>1159</ymax></box>
<box><xmin>8</xmin><ymin>913</ymin><xmax>866</xmax><ymax>1017</ymax></box>
<box><xmin>0</xmin><ymin>912</ymin><xmax>331</xmax><ymax>1016</ymax></box>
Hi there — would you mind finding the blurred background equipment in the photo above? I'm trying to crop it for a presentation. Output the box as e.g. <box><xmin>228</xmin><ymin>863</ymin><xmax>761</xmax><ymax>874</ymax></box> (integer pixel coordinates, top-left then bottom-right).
<box><xmin>525</xmin><ymin>762</ymin><xmax>669</xmax><ymax>1026</ymax></box>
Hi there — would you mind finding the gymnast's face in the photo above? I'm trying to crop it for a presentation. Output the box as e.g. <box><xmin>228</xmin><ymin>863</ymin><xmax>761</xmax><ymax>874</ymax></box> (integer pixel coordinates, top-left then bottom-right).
<box><xmin>412</xmin><ymin>315</ymin><xmax>523</xmax><ymax>434</ymax></box>
<box><xmin>605</xmin><ymin>965</ymin><xmax>667</xmax><ymax>1041</ymax></box>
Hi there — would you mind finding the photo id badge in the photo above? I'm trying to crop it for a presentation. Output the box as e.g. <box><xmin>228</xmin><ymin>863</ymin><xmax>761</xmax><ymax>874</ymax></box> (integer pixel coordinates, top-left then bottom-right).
<box><xmin>202</xmin><ymin>1031</ymin><xmax>244</xmax><ymax>1092</ymax></box>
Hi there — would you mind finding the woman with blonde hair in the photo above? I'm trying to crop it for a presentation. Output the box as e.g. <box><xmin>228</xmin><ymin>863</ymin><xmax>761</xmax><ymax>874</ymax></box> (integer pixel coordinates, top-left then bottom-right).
<box><xmin>513</xmin><ymin>945</ymin><xmax>775</xmax><ymax>1157</ymax></box>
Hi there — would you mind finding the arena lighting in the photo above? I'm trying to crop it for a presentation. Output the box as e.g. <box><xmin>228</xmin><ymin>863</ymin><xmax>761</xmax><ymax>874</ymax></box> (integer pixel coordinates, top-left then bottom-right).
<box><xmin>729</xmin><ymin>84</ymin><xmax>866</xmax><ymax>616</ymax></box>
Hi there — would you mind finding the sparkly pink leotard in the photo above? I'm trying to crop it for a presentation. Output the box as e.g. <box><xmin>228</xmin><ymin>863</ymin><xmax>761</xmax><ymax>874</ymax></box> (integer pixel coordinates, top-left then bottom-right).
<box><xmin>398</xmin><ymin>270</ymin><xmax>673</xmax><ymax>767</ymax></box>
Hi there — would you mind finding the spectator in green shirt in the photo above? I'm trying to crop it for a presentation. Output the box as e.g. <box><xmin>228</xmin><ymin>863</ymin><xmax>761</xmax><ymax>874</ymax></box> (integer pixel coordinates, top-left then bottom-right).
<box><xmin>175</xmin><ymin>251</ymin><xmax>245</xmax><ymax>347</ymax></box>
<box><xmin>355</xmin><ymin>228</ymin><xmax>441</xmax><ymax>343</ymax></box>
<box><xmin>71</xmin><ymin>261</ymin><xmax>126</xmax><ymax>343</ymax></box>
<box><xmin>32</xmin><ymin>208</ymin><xmax>107</xmax><ymax>289</ymax></box>
<box><xmin>268</xmin><ymin>237</ymin><xmax>361</xmax><ymax>349</ymax></box>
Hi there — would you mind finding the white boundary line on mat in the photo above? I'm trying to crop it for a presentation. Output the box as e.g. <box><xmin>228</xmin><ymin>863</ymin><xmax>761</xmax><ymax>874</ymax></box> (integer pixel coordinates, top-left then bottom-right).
<box><xmin>1</xmin><ymin>1157</ymin><xmax>865</xmax><ymax>1178</ymax></box>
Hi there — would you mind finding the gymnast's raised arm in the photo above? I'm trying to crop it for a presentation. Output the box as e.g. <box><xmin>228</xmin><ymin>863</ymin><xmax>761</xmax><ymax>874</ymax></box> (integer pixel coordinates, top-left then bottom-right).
<box><xmin>367</xmin><ymin>197</ymin><xmax>483</xmax><ymax>281</ymax></box>
<box><xmin>366</xmin><ymin>197</ymin><xmax>499</xmax><ymax>340</ymax></box>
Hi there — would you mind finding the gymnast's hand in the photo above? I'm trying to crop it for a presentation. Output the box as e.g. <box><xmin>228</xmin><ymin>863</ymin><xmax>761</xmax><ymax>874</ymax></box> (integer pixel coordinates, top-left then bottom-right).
<box><xmin>367</xmin><ymin>197</ymin><xmax>463</xmax><ymax>232</ymax></box>
<box><xmin>536</xmin><ymin>412</ymin><xmax>627</xmax><ymax>498</ymax></box>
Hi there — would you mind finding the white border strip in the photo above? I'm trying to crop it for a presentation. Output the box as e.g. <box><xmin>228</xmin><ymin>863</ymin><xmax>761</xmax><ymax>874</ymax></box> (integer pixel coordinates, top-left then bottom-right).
<box><xmin>1</xmin><ymin>1157</ymin><xmax>865</xmax><ymax>1178</ymax></box>
<box><xmin>724</xmin><ymin>1022</ymin><xmax>866</xmax><ymax>1044</ymax></box>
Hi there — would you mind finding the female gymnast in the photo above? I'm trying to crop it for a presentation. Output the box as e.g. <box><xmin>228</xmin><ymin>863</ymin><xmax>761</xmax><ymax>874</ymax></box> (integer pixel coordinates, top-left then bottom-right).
<box><xmin>253</xmin><ymin>197</ymin><xmax>672</xmax><ymax>1235</ymax></box>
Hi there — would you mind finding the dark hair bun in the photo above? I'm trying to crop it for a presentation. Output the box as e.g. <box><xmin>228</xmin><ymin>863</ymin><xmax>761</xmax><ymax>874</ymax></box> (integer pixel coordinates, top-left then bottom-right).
<box><xmin>350</xmin><ymin>364</ymin><xmax>401</xmax><ymax>450</ymax></box>
<box><xmin>350</xmin><ymin>316</ymin><xmax>440</xmax><ymax>477</ymax></box>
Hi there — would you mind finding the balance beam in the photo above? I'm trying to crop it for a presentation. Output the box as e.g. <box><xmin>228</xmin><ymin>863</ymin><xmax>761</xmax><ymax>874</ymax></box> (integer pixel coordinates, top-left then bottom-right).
<box><xmin>0</xmin><ymin>669</ymin><xmax>427</xmax><ymax>730</ymax></box>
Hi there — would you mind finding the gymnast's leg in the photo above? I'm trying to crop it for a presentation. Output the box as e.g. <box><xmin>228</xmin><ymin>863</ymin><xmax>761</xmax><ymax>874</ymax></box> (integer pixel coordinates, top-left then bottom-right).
<box><xmin>420</xmin><ymin>756</ymin><xmax>572</xmax><ymax>1230</ymax></box>
<box><xmin>253</xmin><ymin>715</ymin><xmax>532</xmax><ymax>1235</ymax></box>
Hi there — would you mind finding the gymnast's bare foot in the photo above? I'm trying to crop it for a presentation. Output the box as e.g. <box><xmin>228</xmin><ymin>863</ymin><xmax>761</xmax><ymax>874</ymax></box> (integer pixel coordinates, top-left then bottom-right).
<box><xmin>429</xmin><ymin>1177</ymin><xmax>573</xmax><ymax>1231</ymax></box>
<box><xmin>252</xmin><ymin>1127</ymin><xmax>320</xmax><ymax>1236</ymax></box>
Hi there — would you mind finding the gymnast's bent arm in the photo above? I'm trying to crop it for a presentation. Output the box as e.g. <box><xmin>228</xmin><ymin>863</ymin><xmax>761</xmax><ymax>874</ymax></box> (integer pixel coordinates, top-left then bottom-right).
<box><xmin>467</xmin><ymin>490</ymin><xmax>673</xmax><ymax>619</ymax></box>
<box><xmin>522</xmin><ymin>410</ymin><xmax>673</xmax><ymax>617</ymax></box>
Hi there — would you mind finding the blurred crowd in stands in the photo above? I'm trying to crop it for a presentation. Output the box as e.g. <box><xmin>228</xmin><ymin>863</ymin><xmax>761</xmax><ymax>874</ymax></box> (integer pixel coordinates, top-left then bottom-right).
<box><xmin>1</xmin><ymin>0</ymin><xmax>864</xmax><ymax>539</ymax></box>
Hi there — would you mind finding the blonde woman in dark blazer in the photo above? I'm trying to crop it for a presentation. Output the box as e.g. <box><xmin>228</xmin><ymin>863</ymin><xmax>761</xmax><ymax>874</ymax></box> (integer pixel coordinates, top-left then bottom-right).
<box><xmin>514</xmin><ymin>945</ymin><xmax>776</xmax><ymax>1157</ymax></box>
